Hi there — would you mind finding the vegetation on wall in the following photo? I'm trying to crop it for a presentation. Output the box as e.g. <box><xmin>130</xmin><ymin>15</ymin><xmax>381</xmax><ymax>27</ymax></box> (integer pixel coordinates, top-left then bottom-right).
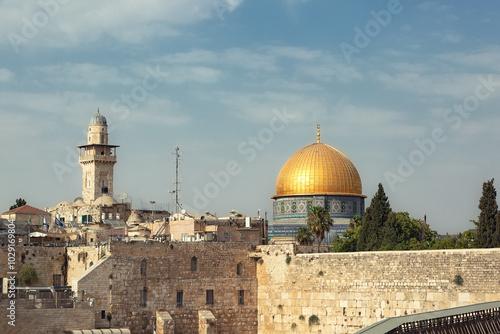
<box><xmin>17</xmin><ymin>265</ymin><xmax>38</xmax><ymax>285</ymax></box>
<box><xmin>308</xmin><ymin>315</ymin><xmax>320</xmax><ymax>326</ymax></box>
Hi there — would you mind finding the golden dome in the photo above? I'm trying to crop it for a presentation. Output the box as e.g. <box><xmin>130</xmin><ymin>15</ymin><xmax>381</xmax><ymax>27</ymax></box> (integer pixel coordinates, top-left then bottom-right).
<box><xmin>274</xmin><ymin>142</ymin><xmax>362</xmax><ymax>197</ymax></box>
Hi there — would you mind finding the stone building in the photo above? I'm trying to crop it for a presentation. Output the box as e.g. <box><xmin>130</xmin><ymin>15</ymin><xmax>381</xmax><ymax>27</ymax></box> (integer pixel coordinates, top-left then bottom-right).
<box><xmin>47</xmin><ymin>110</ymin><xmax>133</xmax><ymax>226</ymax></box>
<box><xmin>78</xmin><ymin>109</ymin><xmax>119</xmax><ymax>204</ymax></box>
<box><xmin>1</xmin><ymin>204</ymin><xmax>51</xmax><ymax>227</ymax></box>
<box><xmin>73</xmin><ymin>242</ymin><xmax>258</xmax><ymax>333</ymax></box>
<box><xmin>270</xmin><ymin>126</ymin><xmax>366</xmax><ymax>242</ymax></box>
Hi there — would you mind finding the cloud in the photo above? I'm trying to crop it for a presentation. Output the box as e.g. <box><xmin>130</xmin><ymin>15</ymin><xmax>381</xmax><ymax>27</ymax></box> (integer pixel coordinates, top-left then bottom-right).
<box><xmin>329</xmin><ymin>103</ymin><xmax>427</xmax><ymax>139</ymax></box>
<box><xmin>215</xmin><ymin>91</ymin><xmax>325</xmax><ymax>124</ymax></box>
<box><xmin>370</xmin><ymin>70</ymin><xmax>486</xmax><ymax>99</ymax></box>
<box><xmin>125</xmin><ymin>98</ymin><xmax>191</xmax><ymax>127</ymax></box>
<box><xmin>436</xmin><ymin>47</ymin><xmax>500</xmax><ymax>71</ymax></box>
<box><xmin>0</xmin><ymin>68</ymin><xmax>13</xmax><ymax>82</ymax></box>
<box><xmin>30</xmin><ymin>63</ymin><xmax>135</xmax><ymax>87</ymax></box>
<box><xmin>0</xmin><ymin>0</ymin><xmax>245</xmax><ymax>47</ymax></box>
<box><xmin>432</xmin><ymin>31</ymin><xmax>462</xmax><ymax>44</ymax></box>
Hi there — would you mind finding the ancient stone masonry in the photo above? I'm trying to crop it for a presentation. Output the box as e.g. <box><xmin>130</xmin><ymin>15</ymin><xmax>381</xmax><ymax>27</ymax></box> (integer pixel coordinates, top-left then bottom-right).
<box><xmin>0</xmin><ymin>246</ymin><xmax>66</xmax><ymax>287</ymax></box>
<box><xmin>1</xmin><ymin>303</ymin><xmax>94</xmax><ymax>334</ymax></box>
<box><xmin>75</xmin><ymin>242</ymin><xmax>259</xmax><ymax>334</ymax></box>
<box><xmin>255</xmin><ymin>245</ymin><xmax>500</xmax><ymax>334</ymax></box>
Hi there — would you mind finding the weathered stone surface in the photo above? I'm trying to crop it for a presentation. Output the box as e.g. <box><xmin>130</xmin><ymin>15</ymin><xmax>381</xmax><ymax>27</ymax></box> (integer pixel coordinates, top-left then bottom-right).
<box><xmin>256</xmin><ymin>245</ymin><xmax>500</xmax><ymax>334</ymax></box>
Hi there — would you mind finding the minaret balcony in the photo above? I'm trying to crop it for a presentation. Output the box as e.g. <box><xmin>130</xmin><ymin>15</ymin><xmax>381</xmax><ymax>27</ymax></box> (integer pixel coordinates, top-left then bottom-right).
<box><xmin>79</xmin><ymin>155</ymin><xmax>117</xmax><ymax>163</ymax></box>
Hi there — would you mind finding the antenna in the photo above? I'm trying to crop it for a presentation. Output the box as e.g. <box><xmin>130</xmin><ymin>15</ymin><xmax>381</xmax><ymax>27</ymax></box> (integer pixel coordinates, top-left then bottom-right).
<box><xmin>117</xmin><ymin>193</ymin><xmax>128</xmax><ymax>203</ymax></box>
<box><xmin>173</xmin><ymin>147</ymin><xmax>181</xmax><ymax>214</ymax></box>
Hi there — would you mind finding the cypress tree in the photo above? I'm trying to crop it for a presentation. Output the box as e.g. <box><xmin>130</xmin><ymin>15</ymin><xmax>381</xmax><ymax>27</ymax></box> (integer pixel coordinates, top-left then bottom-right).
<box><xmin>357</xmin><ymin>183</ymin><xmax>392</xmax><ymax>251</ymax></box>
<box><xmin>475</xmin><ymin>179</ymin><xmax>498</xmax><ymax>248</ymax></box>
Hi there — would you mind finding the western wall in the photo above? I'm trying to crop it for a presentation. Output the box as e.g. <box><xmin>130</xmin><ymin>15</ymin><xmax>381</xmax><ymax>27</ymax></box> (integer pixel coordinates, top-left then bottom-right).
<box><xmin>255</xmin><ymin>244</ymin><xmax>500</xmax><ymax>333</ymax></box>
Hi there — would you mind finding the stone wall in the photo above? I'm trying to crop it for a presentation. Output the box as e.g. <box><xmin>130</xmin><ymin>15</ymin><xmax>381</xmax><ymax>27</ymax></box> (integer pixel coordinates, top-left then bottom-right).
<box><xmin>256</xmin><ymin>244</ymin><xmax>500</xmax><ymax>334</ymax></box>
<box><xmin>76</xmin><ymin>241</ymin><xmax>259</xmax><ymax>334</ymax></box>
<box><xmin>73</xmin><ymin>256</ymin><xmax>113</xmax><ymax>329</ymax></box>
<box><xmin>0</xmin><ymin>246</ymin><xmax>66</xmax><ymax>288</ymax></box>
<box><xmin>0</xmin><ymin>300</ymin><xmax>94</xmax><ymax>334</ymax></box>
<box><xmin>67</xmin><ymin>245</ymin><xmax>102</xmax><ymax>288</ymax></box>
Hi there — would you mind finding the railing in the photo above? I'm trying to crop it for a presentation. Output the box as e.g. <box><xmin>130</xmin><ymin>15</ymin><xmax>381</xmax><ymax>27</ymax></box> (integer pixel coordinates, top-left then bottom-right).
<box><xmin>15</xmin><ymin>290</ymin><xmax>74</xmax><ymax>309</ymax></box>
<box><xmin>79</xmin><ymin>155</ymin><xmax>117</xmax><ymax>163</ymax></box>
<box><xmin>388</xmin><ymin>308</ymin><xmax>500</xmax><ymax>334</ymax></box>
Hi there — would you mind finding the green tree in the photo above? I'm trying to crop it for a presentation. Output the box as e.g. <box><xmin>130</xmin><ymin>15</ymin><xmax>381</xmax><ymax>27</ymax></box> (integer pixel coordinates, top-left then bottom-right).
<box><xmin>10</xmin><ymin>198</ymin><xmax>27</xmax><ymax>210</ymax></box>
<box><xmin>475</xmin><ymin>179</ymin><xmax>498</xmax><ymax>248</ymax></box>
<box><xmin>357</xmin><ymin>183</ymin><xmax>392</xmax><ymax>251</ymax></box>
<box><xmin>17</xmin><ymin>265</ymin><xmax>38</xmax><ymax>285</ymax></box>
<box><xmin>306</xmin><ymin>206</ymin><xmax>333</xmax><ymax>252</ymax></box>
<box><xmin>331</xmin><ymin>215</ymin><xmax>363</xmax><ymax>252</ymax></box>
<box><xmin>295</xmin><ymin>226</ymin><xmax>313</xmax><ymax>245</ymax></box>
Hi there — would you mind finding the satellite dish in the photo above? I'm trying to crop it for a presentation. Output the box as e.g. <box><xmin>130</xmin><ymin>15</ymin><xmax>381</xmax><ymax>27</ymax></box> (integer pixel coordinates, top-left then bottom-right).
<box><xmin>181</xmin><ymin>209</ymin><xmax>187</xmax><ymax>215</ymax></box>
<box><xmin>117</xmin><ymin>193</ymin><xmax>128</xmax><ymax>203</ymax></box>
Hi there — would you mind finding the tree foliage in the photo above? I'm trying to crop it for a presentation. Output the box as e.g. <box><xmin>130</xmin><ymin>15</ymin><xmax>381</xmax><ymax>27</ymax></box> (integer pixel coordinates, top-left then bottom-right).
<box><xmin>357</xmin><ymin>183</ymin><xmax>392</xmax><ymax>251</ymax></box>
<box><xmin>10</xmin><ymin>198</ymin><xmax>27</xmax><ymax>210</ymax></box>
<box><xmin>475</xmin><ymin>179</ymin><xmax>498</xmax><ymax>248</ymax></box>
<box><xmin>295</xmin><ymin>226</ymin><xmax>313</xmax><ymax>246</ymax></box>
<box><xmin>306</xmin><ymin>206</ymin><xmax>333</xmax><ymax>251</ymax></box>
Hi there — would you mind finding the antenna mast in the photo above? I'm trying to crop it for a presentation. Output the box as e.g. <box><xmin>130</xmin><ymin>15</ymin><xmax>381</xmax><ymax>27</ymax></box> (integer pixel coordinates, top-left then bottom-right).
<box><xmin>174</xmin><ymin>147</ymin><xmax>181</xmax><ymax>214</ymax></box>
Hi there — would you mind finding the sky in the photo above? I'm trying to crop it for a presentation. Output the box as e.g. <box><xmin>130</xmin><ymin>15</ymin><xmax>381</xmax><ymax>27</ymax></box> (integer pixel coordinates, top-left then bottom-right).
<box><xmin>1</xmin><ymin>0</ymin><xmax>499</xmax><ymax>234</ymax></box>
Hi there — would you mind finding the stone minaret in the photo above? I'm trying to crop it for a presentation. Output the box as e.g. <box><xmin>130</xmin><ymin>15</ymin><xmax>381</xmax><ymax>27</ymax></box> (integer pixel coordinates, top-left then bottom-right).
<box><xmin>78</xmin><ymin>110</ymin><xmax>119</xmax><ymax>204</ymax></box>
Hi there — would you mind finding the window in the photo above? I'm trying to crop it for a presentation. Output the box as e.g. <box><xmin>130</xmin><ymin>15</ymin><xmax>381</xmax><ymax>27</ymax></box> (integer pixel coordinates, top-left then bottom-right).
<box><xmin>177</xmin><ymin>291</ymin><xmax>183</xmax><ymax>307</ymax></box>
<box><xmin>101</xmin><ymin>310</ymin><xmax>106</xmax><ymax>319</ymax></box>
<box><xmin>191</xmin><ymin>256</ymin><xmax>197</xmax><ymax>272</ymax></box>
<box><xmin>237</xmin><ymin>263</ymin><xmax>243</xmax><ymax>276</ymax></box>
<box><xmin>206</xmin><ymin>289</ymin><xmax>214</xmax><ymax>305</ymax></box>
<box><xmin>224</xmin><ymin>232</ymin><xmax>229</xmax><ymax>238</ymax></box>
<box><xmin>238</xmin><ymin>290</ymin><xmax>244</xmax><ymax>305</ymax></box>
<box><xmin>141</xmin><ymin>260</ymin><xmax>147</xmax><ymax>276</ymax></box>
<box><xmin>52</xmin><ymin>274</ymin><xmax>62</xmax><ymax>287</ymax></box>
<box><xmin>140</xmin><ymin>289</ymin><xmax>147</xmax><ymax>306</ymax></box>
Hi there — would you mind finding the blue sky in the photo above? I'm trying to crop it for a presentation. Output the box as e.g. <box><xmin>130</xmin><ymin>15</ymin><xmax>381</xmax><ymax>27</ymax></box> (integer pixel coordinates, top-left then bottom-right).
<box><xmin>1</xmin><ymin>0</ymin><xmax>500</xmax><ymax>233</ymax></box>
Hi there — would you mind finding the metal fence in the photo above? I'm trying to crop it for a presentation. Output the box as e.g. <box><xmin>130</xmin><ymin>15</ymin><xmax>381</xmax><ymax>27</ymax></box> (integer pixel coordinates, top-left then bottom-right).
<box><xmin>388</xmin><ymin>307</ymin><xmax>500</xmax><ymax>334</ymax></box>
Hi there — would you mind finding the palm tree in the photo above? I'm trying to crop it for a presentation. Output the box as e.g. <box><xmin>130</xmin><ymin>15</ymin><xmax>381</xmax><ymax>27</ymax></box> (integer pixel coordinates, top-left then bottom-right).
<box><xmin>307</xmin><ymin>206</ymin><xmax>334</xmax><ymax>252</ymax></box>
<box><xmin>295</xmin><ymin>226</ymin><xmax>313</xmax><ymax>245</ymax></box>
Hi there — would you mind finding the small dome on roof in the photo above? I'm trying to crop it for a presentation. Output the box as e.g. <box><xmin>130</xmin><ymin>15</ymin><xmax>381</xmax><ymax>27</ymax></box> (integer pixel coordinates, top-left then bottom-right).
<box><xmin>89</xmin><ymin>109</ymin><xmax>107</xmax><ymax>126</ymax></box>
<box><xmin>94</xmin><ymin>195</ymin><xmax>118</xmax><ymax>206</ymax></box>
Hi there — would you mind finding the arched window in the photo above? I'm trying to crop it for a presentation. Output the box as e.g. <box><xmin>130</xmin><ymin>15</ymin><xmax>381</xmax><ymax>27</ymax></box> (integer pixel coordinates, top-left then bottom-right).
<box><xmin>237</xmin><ymin>262</ymin><xmax>243</xmax><ymax>276</ymax></box>
<box><xmin>191</xmin><ymin>256</ymin><xmax>197</xmax><ymax>272</ymax></box>
<box><xmin>141</xmin><ymin>260</ymin><xmax>147</xmax><ymax>276</ymax></box>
